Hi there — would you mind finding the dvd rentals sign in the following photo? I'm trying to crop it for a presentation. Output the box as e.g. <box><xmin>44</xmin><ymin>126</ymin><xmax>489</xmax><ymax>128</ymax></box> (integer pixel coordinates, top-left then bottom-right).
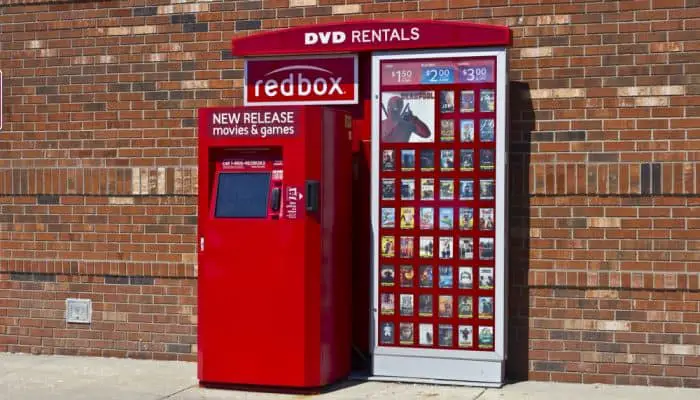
<box><xmin>244</xmin><ymin>55</ymin><xmax>358</xmax><ymax>106</ymax></box>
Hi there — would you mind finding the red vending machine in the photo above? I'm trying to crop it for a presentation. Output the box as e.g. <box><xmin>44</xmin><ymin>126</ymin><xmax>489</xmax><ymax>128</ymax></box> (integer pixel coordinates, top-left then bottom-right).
<box><xmin>197</xmin><ymin>106</ymin><xmax>353</xmax><ymax>388</ymax></box>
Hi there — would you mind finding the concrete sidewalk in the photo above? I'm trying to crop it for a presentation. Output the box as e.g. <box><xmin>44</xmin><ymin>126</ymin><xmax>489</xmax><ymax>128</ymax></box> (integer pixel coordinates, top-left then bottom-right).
<box><xmin>1</xmin><ymin>353</ymin><xmax>698</xmax><ymax>400</ymax></box>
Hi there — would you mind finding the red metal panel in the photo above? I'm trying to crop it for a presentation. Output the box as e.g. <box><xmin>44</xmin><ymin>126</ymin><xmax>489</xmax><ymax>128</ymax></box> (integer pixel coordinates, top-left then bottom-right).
<box><xmin>231</xmin><ymin>20</ymin><xmax>512</xmax><ymax>57</ymax></box>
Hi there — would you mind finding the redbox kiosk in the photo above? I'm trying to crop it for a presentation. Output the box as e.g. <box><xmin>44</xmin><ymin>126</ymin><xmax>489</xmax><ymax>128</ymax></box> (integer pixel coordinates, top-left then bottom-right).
<box><xmin>201</xmin><ymin>19</ymin><xmax>511</xmax><ymax>389</ymax></box>
<box><xmin>197</xmin><ymin>106</ymin><xmax>353</xmax><ymax>388</ymax></box>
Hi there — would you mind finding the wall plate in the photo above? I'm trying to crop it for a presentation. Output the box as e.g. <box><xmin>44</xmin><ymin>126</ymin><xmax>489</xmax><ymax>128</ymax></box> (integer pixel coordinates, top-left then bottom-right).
<box><xmin>65</xmin><ymin>298</ymin><xmax>92</xmax><ymax>324</ymax></box>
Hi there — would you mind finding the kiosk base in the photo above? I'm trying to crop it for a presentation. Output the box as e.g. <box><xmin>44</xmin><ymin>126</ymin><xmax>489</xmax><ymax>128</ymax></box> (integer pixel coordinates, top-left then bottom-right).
<box><xmin>372</xmin><ymin>353</ymin><xmax>505</xmax><ymax>387</ymax></box>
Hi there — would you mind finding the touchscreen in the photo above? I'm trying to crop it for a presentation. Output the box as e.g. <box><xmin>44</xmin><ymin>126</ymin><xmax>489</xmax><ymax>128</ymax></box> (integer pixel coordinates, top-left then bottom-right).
<box><xmin>215</xmin><ymin>172</ymin><xmax>271</xmax><ymax>218</ymax></box>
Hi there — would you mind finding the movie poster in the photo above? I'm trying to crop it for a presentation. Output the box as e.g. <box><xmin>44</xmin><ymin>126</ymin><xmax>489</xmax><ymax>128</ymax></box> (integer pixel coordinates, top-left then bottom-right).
<box><xmin>421</xmin><ymin>178</ymin><xmax>434</xmax><ymax>200</ymax></box>
<box><xmin>438</xmin><ymin>324</ymin><xmax>453</xmax><ymax>347</ymax></box>
<box><xmin>380</xmin><ymin>264</ymin><xmax>394</xmax><ymax>286</ymax></box>
<box><xmin>419</xmin><ymin>265</ymin><xmax>433</xmax><ymax>288</ymax></box>
<box><xmin>479</xmin><ymin>296</ymin><xmax>494</xmax><ymax>319</ymax></box>
<box><xmin>419</xmin><ymin>236</ymin><xmax>434</xmax><ymax>258</ymax></box>
<box><xmin>419</xmin><ymin>294</ymin><xmax>433</xmax><ymax>316</ymax></box>
<box><xmin>458</xmin><ymin>267</ymin><xmax>473</xmax><ymax>289</ymax></box>
<box><xmin>438</xmin><ymin>265</ymin><xmax>453</xmax><ymax>288</ymax></box>
<box><xmin>478</xmin><ymin>326</ymin><xmax>494</xmax><ymax>349</ymax></box>
<box><xmin>419</xmin><ymin>207</ymin><xmax>434</xmax><ymax>230</ymax></box>
<box><xmin>381</xmin><ymin>322</ymin><xmax>394</xmax><ymax>344</ymax></box>
<box><xmin>458</xmin><ymin>325</ymin><xmax>473</xmax><ymax>348</ymax></box>
<box><xmin>399</xmin><ymin>322</ymin><xmax>414</xmax><ymax>344</ymax></box>
<box><xmin>400</xmin><ymin>265</ymin><xmax>414</xmax><ymax>288</ymax></box>
<box><xmin>381</xmin><ymin>208</ymin><xmax>395</xmax><ymax>228</ymax></box>
<box><xmin>381</xmin><ymin>236</ymin><xmax>394</xmax><ymax>258</ymax></box>
<box><xmin>458</xmin><ymin>296</ymin><xmax>473</xmax><ymax>318</ymax></box>
<box><xmin>381</xmin><ymin>91</ymin><xmax>436</xmax><ymax>143</ymax></box>
<box><xmin>400</xmin><ymin>293</ymin><xmax>414</xmax><ymax>316</ymax></box>
<box><xmin>420</xmin><ymin>149</ymin><xmax>435</xmax><ymax>171</ymax></box>
<box><xmin>380</xmin><ymin>293</ymin><xmax>395</xmax><ymax>315</ymax></box>
<box><xmin>419</xmin><ymin>323</ymin><xmax>434</xmax><ymax>346</ymax></box>
<box><xmin>400</xmin><ymin>207</ymin><xmax>414</xmax><ymax>229</ymax></box>
<box><xmin>438</xmin><ymin>295</ymin><xmax>453</xmax><ymax>318</ymax></box>
<box><xmin>382</xmin><ymin>149</ymin><xmax>395</xmax><ymax>171</ymax></box>
<box><xmin>459</xmin><ymin>207</ymin><xmax>474</xmax><ymax>230</ymax></box>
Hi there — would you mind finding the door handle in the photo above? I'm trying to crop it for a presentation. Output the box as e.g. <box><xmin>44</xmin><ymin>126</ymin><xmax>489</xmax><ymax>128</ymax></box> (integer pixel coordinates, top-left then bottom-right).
<box><xmin>270</xmin><ymin>187</ymin><xmax>281</xmax><ymax>212</ymax></box>
<box><xmin>199</xmin><ymin>237</ymin><xmax>204</xmax><ymax>252</ymax></box>
<box><xmin>306</xmin><ymin>180</ymin><xmax>319</xmax><ymax>212</ymax></box>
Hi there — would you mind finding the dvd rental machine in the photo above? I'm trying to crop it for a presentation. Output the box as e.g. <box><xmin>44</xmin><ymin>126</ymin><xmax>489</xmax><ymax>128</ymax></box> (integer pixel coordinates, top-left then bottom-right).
<box><xmin>197</xmin><ymin>106</ymin><xmax>353</xmax><ymax>388</ymax></box>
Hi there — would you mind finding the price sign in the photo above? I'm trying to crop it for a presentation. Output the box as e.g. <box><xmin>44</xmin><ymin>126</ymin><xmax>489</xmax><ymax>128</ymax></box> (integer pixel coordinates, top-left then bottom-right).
<box><xmin>381</xmin><ymin>58</ymin><xmax>495</xmax><ymax>86</ymax></box>
<box><xmin>420</xmin><ymin>66</ymin><xmax>454</xmax><ymax>84</ymax></box>
<box><xmin>457</xmin><ymin>64</ymin><xmax>494</xmax><ymax>83</ymax></box>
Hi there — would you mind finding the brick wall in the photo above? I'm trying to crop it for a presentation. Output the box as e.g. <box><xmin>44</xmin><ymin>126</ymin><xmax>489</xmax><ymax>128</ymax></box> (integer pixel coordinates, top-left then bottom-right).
<box><xmin>1</xmin><ymin>0</ymin><xmax>699</xmax><ymax>387</ymax></box>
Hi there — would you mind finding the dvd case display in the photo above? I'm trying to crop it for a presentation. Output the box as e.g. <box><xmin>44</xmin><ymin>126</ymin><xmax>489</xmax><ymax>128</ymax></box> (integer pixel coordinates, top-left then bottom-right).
<box><xmin>458</xmin><ymin>296</ymin><xmax>473</xmax><ymax>318</ymax></box>
<box><xmin>460</xmin><ymin>149</ymin><xmax>474</xmax><ymax>171</ymax></box>
<box><xmin>480</xmin><ymin>119</ymin><xmax>495</xmax><ymax>142</ymax></box>
<box><xmin>382</xmin><ymin>178</ymin><xmax>395</xmax><ymax>200</ymax></box>
<box><xmin>400</xmin><ymin>265</ymin><xmax>414</xmax><ymax>288</ymax></box>
<box><xmin>381</xmin><ymin>322</ymin><xmax>394</xmax><ymax>344</ymax></box>
<box><xmin>438</xmin><ymin>325</ymin><xmax>453</xmax><ymax>347</ymax></box>
<box><xmin>479</xmin><ymin>238</ymin><xmax>494</xmax><ymax>260</ymax></box>
<box><xmin>480</xmin><ymin>149</ymin><xmax>494</xmax><ymax>170</ymax></box>
<box><xmin>479</xmin><ymin>296</ymin><xmax>494</xmax><ymax>319</ymax></box>
<box><xmin>420</xmin><ymin>149</ymin><xmax>435</xmax><ymax>171</ymax></box>
<box><xmin>439</xmin><ymin>179</ymin><xmax>454</xmax><ymax>200</ymax></box>
<box><xmin>376</xmin><ymin>58</ymin><xmax>501</xmax><ymax>357</ymax></box>
<box><xmin>480</xmin><ymin>89</ymin><xmax>495</xmax><ymax>112</ymax></box>
<box><xmin>400</xmin><ymin>294</ymin><xmax>414</xmax><ymax>316</ymax></box>
<box><xmin>460</xmin><ymin>119</ymin><xmax>474</xmax><ymax>142</ymax></box>
<box><xmin>440</xmin><ymin>149</ymin><xmax>454</xmax><ymax>170</ymax></box>
<box><xmin>438</xmin><ymin>295</ymin><xmax>453</xmax><ymax>318</ymax></box>
<box><xmin>479</xmin><ymin>267</ymin><xmax>494</xmax><ymax>289</ymax></box>
<box><xmin>478</xmin><ymin>326</ymin><xmax>494</xmax><ymax>349</ymax></box>
<box><xmin>438</xmin><ymin>237</ymin><xmax>453</xmax><ymax>259</ymax></box>
<box><xmin>459</xmin><ymin>208</ymin><xmax>474</xmax><ymax>230</ymax></box>
<box><xmin>480</xmin><ymin>179</ymin><xmax>495</xmax><ymax>200</ymax></box>
<box><xmin>401</xmin><ymin>149</ymin><xmax>416</xmax><ymax>171</ymax></box>
<box><xmin>399</xmin><ymin>322</ymin><xmax>414</xmax><ymax>345</ymax></box>
<box><xmin>458</xmin><ymin>267</ymin><xmax>473</xmax><ymax>289</ymax></box>
<box><xmin>419</xmin><ymin>265</ymin><xmax>433</xmax><ymax>288</ymax></box>
<box><xmin>419</xmin><ymin>324</ymin><xmax>434</xmax><ymax>346</ymax></box>
<box><xmin>440</xmin><ymin>120</ymin><xmax>454</xmax><ymax>142</ymax></box>
<box><xmin>381</xmin><ymin>293</ymin><xmax>395</xmax><ymax>315</ymax></box>
<box><xmin>401</xmin><ymin>179</ymin><xmax>415</xmax><ymax>200</ymax></box>
<box><xmin>400</xmin><ymin>236</ymin><xmax>414</xmax><ymax>258</ymax></box>
<box><xmin>460</xmin><ymin>90</ymin><xmax>475</xmax><ymax>113</ymax></box>
<box><xmin>458</xmin><ymin>237</ymin><xmax>474</xmax><ymax>260</ymax></box>
<box><xmin>381</xmin><ymin>236</ymin><xmax>395</xmax><ymax>258</ymax></box>
<box><xmin>458</xmin><ymin>325</ymin><xmax>473</xmax><ymax>348</ymax></box>
<box><xmin>419</xmin><ymin>237</ymin><xmax>434</xmax><ymax>258</ymax></box>
<box><xmin>419</xmin><ymin>207</ymin><xmax>434</xmax><ymax>230</ymax></box>
<box><xmin>421</xmin><ymin>178</ymin><xmax>434</xmax><ymax>200</ymax></box>
<box><xmin>400</xmin><ymin>207</ymin><xmax>415</xmax><ymax>229</ymax></box>
<box><xmin>419</xmin><ymin>294</ymin><xmax>433</xmax><ymax>316</ymax></box>
<box><xmin>380</xmin><ymin>265</ymin><xmax>395</xmax><ymax>286</ymax></box>
<box><xmin>480</xmin><ymin>208</ymin><xmax>494</xmax><ymax>231</ymax></box>
<box><xmin>440</xmin><ymin>90</ymin><xmax>455</xmax><ymax>113</ymax></box>
<box><xmin>438</xmin><ymin>265</ymin><xmax>453</xmax><ymax>288</ymax></box>
<box><xmin>381</xmin><ymin>208</ymin><xmax>395</xmax><ymax>228</ymax></box>
<box><xmin>459</xmin><ymin>179</ymin><xmax>474</xmax><ymax>200</ymax></box>
<box><xmin>382</xmin><ymin>149</ymin><xmax>395</xmax><ymax>171</ymax></box>
<box><xmin>439</xmin><ymin>207</ymin><xmax>453</xmax><ymax>230</ymax></box>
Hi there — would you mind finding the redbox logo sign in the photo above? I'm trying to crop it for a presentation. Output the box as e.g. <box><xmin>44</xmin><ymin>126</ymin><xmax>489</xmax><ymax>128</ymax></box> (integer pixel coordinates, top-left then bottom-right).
<box><xmin>244</xmin><ymin>56</ymin><xmax>358</xmax><ymax>106</ymax></box>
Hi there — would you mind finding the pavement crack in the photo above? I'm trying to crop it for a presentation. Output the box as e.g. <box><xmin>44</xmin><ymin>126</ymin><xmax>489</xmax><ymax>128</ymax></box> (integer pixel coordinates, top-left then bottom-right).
<box><xmin>157</xmin><ymin>383</ymin><xmax>198</xmax><ymax>400</ymax></box>
<box><xmin>472</xmin><ymin>388</ymin><xmax>487</xmax><ymax>400</ymax></box>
